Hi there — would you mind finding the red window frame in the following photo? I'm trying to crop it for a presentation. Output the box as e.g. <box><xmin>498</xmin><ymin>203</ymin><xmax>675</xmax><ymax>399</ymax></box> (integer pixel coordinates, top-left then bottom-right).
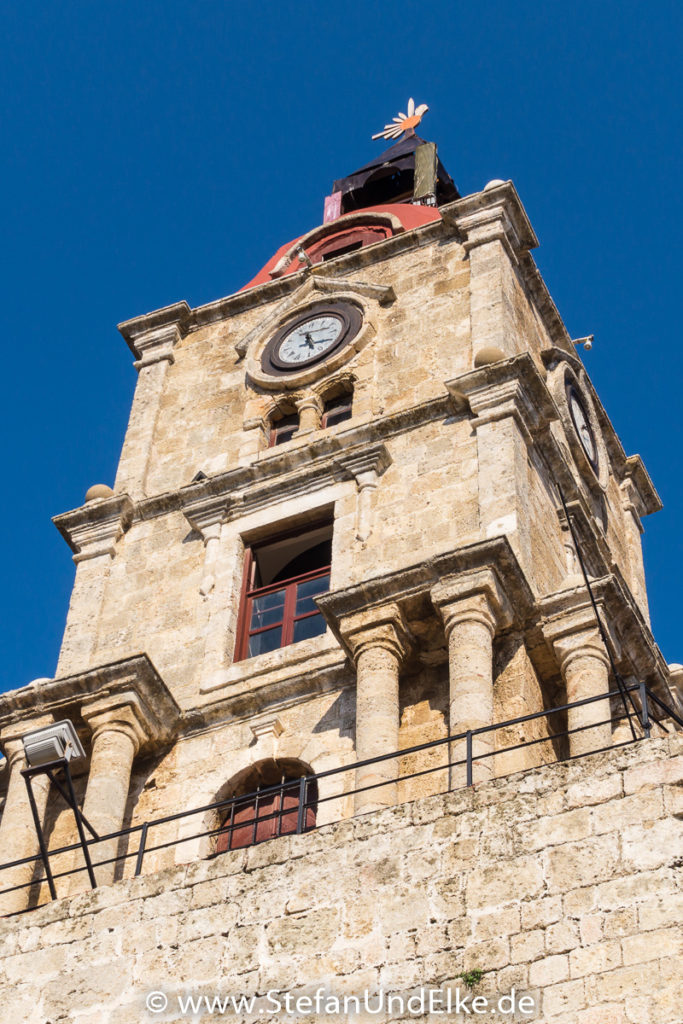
<box><xmin>269</xmin><ymin>412</ymin><xmax>298</xmax><ymax>447</ymax></box>
<box><xmin>215</xmin><ymin>779</ymin><xmax>316</xmax><ymax>853</ymax></box>
<box><xmin>234</xmin><ymin>547</ymin><xmax>330</xmax><ymax>662</ymax></box>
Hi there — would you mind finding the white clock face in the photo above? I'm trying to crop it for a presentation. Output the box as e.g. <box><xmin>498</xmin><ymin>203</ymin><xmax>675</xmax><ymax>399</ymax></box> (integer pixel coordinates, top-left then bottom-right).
<box><xmin>277</xmin><ymin>315</ymin><xmax>344</xmax><ymax>365</ymax></box>
<box><xmin>569</xmin><ymin>390</ymin><xmax>597</xmax><ymax>465</ymax></box>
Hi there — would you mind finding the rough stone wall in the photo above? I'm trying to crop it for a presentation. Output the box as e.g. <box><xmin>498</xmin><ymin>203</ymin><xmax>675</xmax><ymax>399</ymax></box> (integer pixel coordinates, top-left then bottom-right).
<box><xmin>144</xmin><ymin>240</ymin><xmax>471</xmax><ymax>497</ymax></box>
<box><xmin>1</xmin><ymin>735</ymin><xmax>679</xmax><ymax>1024</ymax></box>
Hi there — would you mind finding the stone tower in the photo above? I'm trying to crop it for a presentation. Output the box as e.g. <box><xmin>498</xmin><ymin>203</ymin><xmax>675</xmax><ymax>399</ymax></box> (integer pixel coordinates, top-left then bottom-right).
<box><xmin>1</xmin><ymin>124</ymin><xmax>681</xmax><ymax>1023</ymax></box>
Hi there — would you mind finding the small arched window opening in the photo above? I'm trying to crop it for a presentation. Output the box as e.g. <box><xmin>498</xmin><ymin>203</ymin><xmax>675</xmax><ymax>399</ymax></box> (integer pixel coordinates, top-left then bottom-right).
<box><xmin>215</xmin><ymin>758</ymin><xmax>317</xmax><ymax>854</ymax></box>
<box><xmin>306</xmin><ymin>225</ymin><xmax>391</xmax><ymax>265</ymax></box>
<box><xmin>269</xmin><ymin>406</ymin><xmax>298</xmax><ymax>447</ymax></box>
<box><xmin>321</xmin><ymin>386</ymin><xmax>353</xmax><ymax>429</ymax></box>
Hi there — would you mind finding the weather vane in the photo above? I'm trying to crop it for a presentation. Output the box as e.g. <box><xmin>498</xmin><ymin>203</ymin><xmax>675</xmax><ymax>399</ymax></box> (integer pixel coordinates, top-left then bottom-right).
<box><xmin>372</xmin><ymin>98</ymin><xmax>429</xmax><ymax>142</ymax></box>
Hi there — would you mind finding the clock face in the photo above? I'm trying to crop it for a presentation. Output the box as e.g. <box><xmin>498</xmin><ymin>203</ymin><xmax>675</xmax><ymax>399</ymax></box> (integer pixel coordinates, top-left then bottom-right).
<box><xmin>261</xmin><ymin>302</ymin><xmax>363</xmax><ymax>376</ymax></box>
<box><xmin>568</xmin><ymin>385</ymin><xmax>598</xmax><ymax>469</ymax></box>
<box><xmin>277</xmin><ymin>314</ymin><xmax>344</xmax><ymax>365</ymax></box>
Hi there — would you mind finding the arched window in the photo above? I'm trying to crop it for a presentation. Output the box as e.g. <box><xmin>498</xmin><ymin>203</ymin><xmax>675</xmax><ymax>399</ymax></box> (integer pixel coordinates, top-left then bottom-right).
<box><xmin>321</xmin><ymin>386</ymin><xmax>353</xmax><ymax>429</ymax></box>
<box><xmin>268</xmin><ymin>405</ymin><xmax>298</xmax><ymax>447</ymax></box>
<box><xmin>215</xmin><ymin>759</ymin><xmax>317</xmax><ymax>854</ymax></box>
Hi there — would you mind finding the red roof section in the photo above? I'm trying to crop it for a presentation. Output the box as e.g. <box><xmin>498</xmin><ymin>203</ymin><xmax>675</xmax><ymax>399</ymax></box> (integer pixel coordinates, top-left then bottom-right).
<box><xmin>240</xmin><ymin>203</ymin><xmax>442</xmax><ymax>292</ymax></box>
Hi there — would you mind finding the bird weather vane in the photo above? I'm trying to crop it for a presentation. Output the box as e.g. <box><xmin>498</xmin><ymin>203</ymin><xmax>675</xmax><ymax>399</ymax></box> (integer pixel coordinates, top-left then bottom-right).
<box><xmin>372</xmin><ymin>98</ymin><xmax>429</xmax><ymax>141</ymax></box>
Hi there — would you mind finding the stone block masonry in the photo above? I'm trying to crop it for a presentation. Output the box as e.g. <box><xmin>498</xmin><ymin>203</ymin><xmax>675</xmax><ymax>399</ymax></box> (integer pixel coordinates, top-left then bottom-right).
<box><xmin>0</xmin><ymin>734</ymin><xmax>680</xmax><ymax>1023</ymax></box>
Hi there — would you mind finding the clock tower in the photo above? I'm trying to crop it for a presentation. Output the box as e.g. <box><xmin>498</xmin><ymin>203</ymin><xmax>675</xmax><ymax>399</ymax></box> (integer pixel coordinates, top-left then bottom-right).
<box><xmin>0</xmin><ymin>105</ymin><xmax>681</xmax><ymax>1023</ymax></box>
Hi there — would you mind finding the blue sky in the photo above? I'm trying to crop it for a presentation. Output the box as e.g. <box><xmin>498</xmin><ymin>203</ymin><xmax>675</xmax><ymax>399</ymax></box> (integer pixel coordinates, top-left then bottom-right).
<box><xmin>1</xmin><ymin>0</ymin><xmax>681</xmax><ymax>689</ymax></box>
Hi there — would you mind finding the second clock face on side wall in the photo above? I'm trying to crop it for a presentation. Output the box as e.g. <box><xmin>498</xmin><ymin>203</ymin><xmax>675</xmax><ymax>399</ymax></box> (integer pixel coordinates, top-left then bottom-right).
<box><xmin>567</xmin><ymin>383</ymin><xmax>598</xmax><ymax>471</ymax></box>
<box><xmin>261</xmin><ymin>302</ymin><xmax>363</xmax><ymax>376</ymax></box>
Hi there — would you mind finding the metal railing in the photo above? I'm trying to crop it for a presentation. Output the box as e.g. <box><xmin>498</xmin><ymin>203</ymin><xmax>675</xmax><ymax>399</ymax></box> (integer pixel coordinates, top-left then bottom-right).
<box><xmin>1</xmin><ymin>681</ymin><xmax>680</xmax><ymax>916</ymax></box>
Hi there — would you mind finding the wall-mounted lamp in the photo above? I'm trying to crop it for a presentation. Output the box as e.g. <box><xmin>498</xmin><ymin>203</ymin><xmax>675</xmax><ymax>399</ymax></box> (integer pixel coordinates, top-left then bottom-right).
<box><xmin>22</xmin><ymin>720</ymin><xmax>85</xmax><ymax>768</ymax></box>
<box><xmin>573</xmin><ymin>334</ymin><xmax>594</xmax><ymax>351</ymax></box>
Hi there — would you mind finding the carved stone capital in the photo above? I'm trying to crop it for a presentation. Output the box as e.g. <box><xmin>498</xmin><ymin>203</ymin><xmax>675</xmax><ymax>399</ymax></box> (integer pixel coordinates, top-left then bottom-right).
<box><xmin>0</xmin><ymin>655</ymin><xmax>181</xmax><ymax>760</ymax></box>
<box><xmin>183</xmin><ymin>496</ymin><xmax>230</xmax><ymax>544</ymax></box>
<box><xmin>541</xmin><ymin>590</ymin><xmax>613</xmax><ymax>675</ymax></box>
<box><xmin>249</xmin><ymin>716</ymin><xmax>284</xmax><ymax>744</ymax></box>
<box><xmin>53</xmin><ymin>494</ymin><xmax>134</xmax><ymax>562</ymax></box>
<box><xmin>338</xmin><ymin>604</ymin><xmax>411</xmax><ymax>666</ymax></box>
<box><xmin>335</xmin><ymin>443</ymin><xmax>392</xmax><ymax>489</ymax></box>
<box><xmin>81</xmin><ymin>695</ymin><xmax>149</xmax><ymax>754</ymax></box>
<box><xmin>446</xmin><ymin>354</ymin><xmax>556</xmax><ymax>442</ymax></box>
<box><xmin>431</xmin><ymin>567</ymin><xmax>513</xmax><ymax>640</ymax></box>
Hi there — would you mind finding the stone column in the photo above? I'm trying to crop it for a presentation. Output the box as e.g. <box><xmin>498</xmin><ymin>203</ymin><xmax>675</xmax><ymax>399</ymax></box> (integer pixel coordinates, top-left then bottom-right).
<box><xmin>340</xmin><ymin>606</ymin><xmax>409</xmax><ymax>815</ymax></box>
<box><xmin>296</xmin><ymin>393</ymin><xmax>323</xmax><ymax>433</ymax></box>
<box><xmin>432</xmin><ymin>569</ymin><xmax>512</xmax><ymax>787</ymax></box>
<box><xmin>553</xmin><ymin>631</ymin><xmax>612</xmax><ymax>756</ymax></box>
<box><xmin>542</xmin><ymin>601</ymin><xmax>613</xmax><ymax>757</ymax></box>
<box><xmin>0</xmin><ymin>725</ymin><xmax>53</xmax><ymax>915</ymax></box>
<box><xmin>79</xmin><ymin>702</ymin><xmax>144</xmax><ymax>888</ymax></box>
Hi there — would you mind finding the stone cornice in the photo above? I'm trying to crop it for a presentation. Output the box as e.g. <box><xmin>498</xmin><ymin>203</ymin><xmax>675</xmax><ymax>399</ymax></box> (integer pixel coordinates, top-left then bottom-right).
<box><xmin>111</xmin><ymin>184</ymin><xmax>577</xmax><ymax>386</ymax></box>
<box><xmin>192</xmin><ymin>643</ymin><xmax>351</xmax><ymax>729</ymax></box>
<box><xmin>53</xmin><ymin>395</ymin><xmax>454</xmax><ymax>543</ymax></box>
<box><xmin>52</xmin><ymin>494</ymin><xmax>134</xmax><ymax>561</ymax></box>
<box><xmin>539</xmin><ymin>574</ymin><xmax>668</xmax><ymax>690</ymax></box>
<box><xmin>317</xmin><ymin>537</ymin><xmax>535</xmax><ymax>658</ymax></box>
<box><xmin>117</xmin><ymin>301</ymin><xmax>193</xmax><ymax>361</ymax></box>
<box><xmin>446</xmin><ymin>353</ymin><xmax>558</xmax><ymax>441</ymax></box>
<box><xmin>622</xmin><ymin>455</ymin><xmax>661</xmax><ymax>517</ymax></box>
<box><xmin>444</xmin><ymin>180</ymin><xmax>538</xmax><ymax>258</ymax></box>
<box><xmin>0</xmin><ymin>655</ymin><xmax>182</xmax><ymax>754</ymax></box>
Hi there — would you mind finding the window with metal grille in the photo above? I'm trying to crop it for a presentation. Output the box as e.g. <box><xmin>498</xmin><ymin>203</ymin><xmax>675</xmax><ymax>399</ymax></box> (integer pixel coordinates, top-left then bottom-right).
<box><xmin>235</xmin><ymin>521</ymin><xmax>332</xmax><ymax>661</ymax></box>
<box><xmin>215</xmin><ymin>771</ymin><xmax>317</xmax><ymax>853</ymax></box>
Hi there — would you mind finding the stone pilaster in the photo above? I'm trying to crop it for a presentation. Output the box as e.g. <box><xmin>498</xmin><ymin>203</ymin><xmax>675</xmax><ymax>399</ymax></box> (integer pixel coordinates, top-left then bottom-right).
<box><xmin>115</xmin><ymin>302</ymin><xmax>191</xmax><ymax>499</ymax></box>
<box><xmin>338</xmin><ymin>605</ymin><xmax>410</xmax><ymax>815</ymax></box>
<box><xmin>0</xmin><ymin>719</ymin><xmax>53</xmax><ymax>915</ymax></box>
<box><xmin>335</xmin><ymin>444</ymin><xmax>392</xmax><ymax>542</ymax></box>
<box><xmin>53</xmin><ymin>496</ymin><xmax>133</xmax><ymax>677</ymax></box>
<box><xmin>619</xmin><ymin>476</ymin><xmax>651</xmax><ymax>625</ymax></box>
<box><xmin>447</xmin><ymin>356</ymin><xmax>556</xmax><ymax>576</ymax></box>
<box><xmin>432</xmin><ymin>567</ymin><xmax>512</xmax><ymax>786</ymax></box>
<box><xmin>184</xmin><ymin>495</ymin><xmax>237</xmax><ymax>686</ymax></box>
<box><xmin>542</xmin><ymin>597</ymin><xmax>613</xmax><ymax>756</ymax></box>
<box><xmin>450</xmin><ymin>182</ymin><xmax>537</xmax><ymax>364</ymax></box>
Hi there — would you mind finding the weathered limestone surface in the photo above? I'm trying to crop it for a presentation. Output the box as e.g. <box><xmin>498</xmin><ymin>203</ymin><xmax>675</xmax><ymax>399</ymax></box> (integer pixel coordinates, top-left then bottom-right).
<box><xmin>0</xmin><ymin>736</ymin><xmax>679</xmax><ymax>1024</ymax></box>
<box><xmin>47</xmin><ymin>186</ymin><xmax>660</xmax><ymax>710</ymax></box>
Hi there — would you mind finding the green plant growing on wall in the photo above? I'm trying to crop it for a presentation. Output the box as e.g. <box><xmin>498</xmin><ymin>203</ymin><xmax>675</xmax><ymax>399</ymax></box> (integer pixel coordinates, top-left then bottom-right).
<box><xmin>459</xmin><ymin>968</ymin><xmax>485</xmax><ymax>989</ymax></box>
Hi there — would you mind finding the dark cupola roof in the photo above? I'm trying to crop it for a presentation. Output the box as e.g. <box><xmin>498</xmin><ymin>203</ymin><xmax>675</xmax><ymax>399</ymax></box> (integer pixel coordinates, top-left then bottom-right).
<box><xmin>332</xmin><ymin>135</ymin><xmax>459</xmax><ymax>214</ymax></box>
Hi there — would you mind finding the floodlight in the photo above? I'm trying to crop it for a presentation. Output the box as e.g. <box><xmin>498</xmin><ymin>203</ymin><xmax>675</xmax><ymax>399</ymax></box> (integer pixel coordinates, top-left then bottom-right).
<box><xmin>21</xmin><ymin>720</ymin><xmax>86</xmax><ymax>768</ymax></box>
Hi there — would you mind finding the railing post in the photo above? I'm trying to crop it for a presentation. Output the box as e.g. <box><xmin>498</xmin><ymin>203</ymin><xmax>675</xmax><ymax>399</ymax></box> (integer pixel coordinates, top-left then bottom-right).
<box><xmin>639</xmin><ymin>682</ymin><xmax>652</xmax><ymax>738</ymax></box>
<box><xmin>134</xmin><ymin>823</ymin><xmax>149</xmax><ymax>877</ymax></box>
<box><xmin>296</xmin><ymin>777</ymin><xmax>308</xmax><ymax>834</ymax></box>
<box><xmin>466</xmin><ymin>731</ymin><xmax>473</xmax><ymax>787</ymax></box>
